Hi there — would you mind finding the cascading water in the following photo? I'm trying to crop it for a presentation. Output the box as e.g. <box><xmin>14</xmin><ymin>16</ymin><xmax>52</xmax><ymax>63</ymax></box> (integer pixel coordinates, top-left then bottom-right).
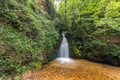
<box><xmin>56</xmin><ymin>32</ymin><xmax>74</xmax><ymax>64</ymax></box>
<box><xmin>53</xmin><ymin>0</ymin><xmax>61</xmax><ymax>11</ymax></box>
<box><xmin>59</xmin><ymin>32</ymin><xmax>69</xmax><ymax>58</ymax></box>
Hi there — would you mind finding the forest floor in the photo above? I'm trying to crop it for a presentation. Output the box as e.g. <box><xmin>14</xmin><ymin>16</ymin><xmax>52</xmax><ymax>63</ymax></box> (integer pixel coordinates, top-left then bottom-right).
<box><xmin>22</xmin><ymin>59</ymin><xmax>120</xmax><ymax>80</ymax></box>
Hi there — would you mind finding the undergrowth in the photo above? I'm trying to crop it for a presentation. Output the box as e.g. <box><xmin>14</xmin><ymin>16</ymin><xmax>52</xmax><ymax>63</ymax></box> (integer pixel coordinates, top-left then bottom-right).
<box><xmin>0</xmin><ymin>0</ymin><xmax>59</xmax><ymax>77</ymax></box>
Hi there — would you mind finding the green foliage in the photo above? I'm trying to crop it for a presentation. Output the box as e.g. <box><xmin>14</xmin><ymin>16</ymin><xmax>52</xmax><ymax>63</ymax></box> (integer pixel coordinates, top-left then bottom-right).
<box><xmin>105</xmin><ymin>45</ymin><xmax>120</xmax><ymax>57</ymax></box>
<box><xmin>58</xmin><ymin>0</ymin><xmax>120</xmax><ymax>65</ymax></box>
<box><xmin>73</xmin><ymin>46</ymin><xmax>82</xmax><ymax>57</ymax></box>
<box><xmin>0</xmin><ymin>0</ymin><xmax>59</xmax><ymax>76</ymax></box>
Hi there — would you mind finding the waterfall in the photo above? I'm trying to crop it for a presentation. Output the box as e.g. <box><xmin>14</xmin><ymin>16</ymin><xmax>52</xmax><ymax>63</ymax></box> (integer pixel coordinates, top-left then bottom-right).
<box><xmin>53</xmin><ymin>0</ymin><xmax>61</xmax><ymax>11</ymax></box>
<box><xmin>59</xmin><ymin>32</ymin><xmax>69</xmax><ymax>58</ymax></box>
<box><xmin>56</xmin><ymin>32</ymin><xmax>74</xmax><ymax>64</ymax></box>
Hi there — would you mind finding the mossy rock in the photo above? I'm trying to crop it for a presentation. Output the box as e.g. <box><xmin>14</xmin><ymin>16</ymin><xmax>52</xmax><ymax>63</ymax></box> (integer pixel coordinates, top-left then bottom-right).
<box><xmin>73</xmin><ymin>46</ymin><xmax>82</xmax><ymax>58</ymax></box>
<box><xmin>0</xmin><ymin>77</ymin><xmax>2</xmax><ymax>80</ymax></box>
<box><xmin>14</xmin><ymin>75</ymin><xmax>22</xmax><ymax>80</ymax></box>
<box><xmin>0</xmin><ymin>49</ymin><xmax>5</xmax><ymax>54</ymax></box>
<box><xmin>29</xmin><ymin>62</ymin><xmax>42</xmax><ymax>70</ymax></box>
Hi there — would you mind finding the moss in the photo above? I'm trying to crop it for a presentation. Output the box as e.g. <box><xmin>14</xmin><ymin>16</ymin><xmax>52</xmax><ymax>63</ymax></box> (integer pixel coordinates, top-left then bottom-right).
<box><xmin>14</xmin><ymin>75</ymin><xmax>21</xmax><ymax>80</ymax></box>
<box><xmin>29</xmin><ymin>62</ymin><xmax>42</xmax><ymax>70</ymax></box>
<box><xmin>73</xmin><ymin>46</ymin><xmax>82</xmax><ymax>57</ymax></box>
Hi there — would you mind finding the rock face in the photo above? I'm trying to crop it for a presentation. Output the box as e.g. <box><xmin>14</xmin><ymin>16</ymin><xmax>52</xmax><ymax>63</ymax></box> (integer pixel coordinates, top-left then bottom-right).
<box><xmin>35</xmin><ymin>0</ymin><xmax>56</xmax><ymax>18</ymax></box>
<box><xmin>35</xmin><ymin>0</ymin><xmax>48</xmax><ymax>12</ymax></box>
<box><xmin>107</xmin><ymin>36</ymin><xmax>120</xmax><ymax>44</ymax></box>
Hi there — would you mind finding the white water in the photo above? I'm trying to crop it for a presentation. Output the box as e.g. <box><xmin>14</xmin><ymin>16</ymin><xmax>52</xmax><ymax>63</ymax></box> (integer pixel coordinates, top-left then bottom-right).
<box><xmin>59</xmin><ymin>32</ymin><xmax>69</xmax><ymax>58</ymax></box>
<box><xmin>53</xmin><ymin>0</ymin><xmax>61</xmax><ymax>11</ymax></box>
<box><xmin>56</xmin><ymin>32</ymin><xmax>74</xmax><ymax>64</ymax></box>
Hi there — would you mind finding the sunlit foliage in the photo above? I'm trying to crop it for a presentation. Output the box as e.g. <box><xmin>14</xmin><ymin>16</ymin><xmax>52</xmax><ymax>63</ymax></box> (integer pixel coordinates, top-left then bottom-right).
<box><xmin>58</xmin><ymin>0</ymin><xmax>120</xmax><ymax>65</ymax></box>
